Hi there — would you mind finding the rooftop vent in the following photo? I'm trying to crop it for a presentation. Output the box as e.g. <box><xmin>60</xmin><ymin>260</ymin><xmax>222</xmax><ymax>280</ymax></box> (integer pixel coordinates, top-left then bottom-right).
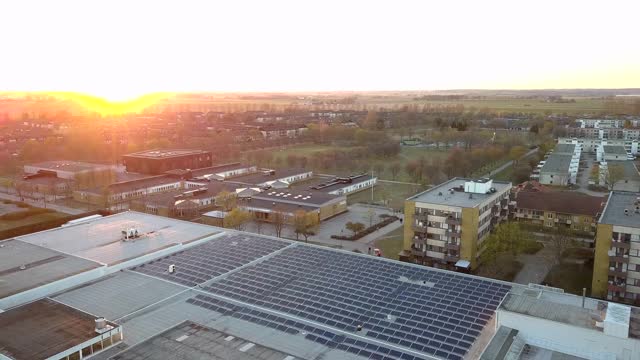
<box><xmin>168</xmin><ymin>264</ymin><xmax>176</xmax><ymax>274</ymax></box>
<box><xmin>625</xmin><ymin>209</ymin><xmax>630</xmax><ymax>216</ymax></box>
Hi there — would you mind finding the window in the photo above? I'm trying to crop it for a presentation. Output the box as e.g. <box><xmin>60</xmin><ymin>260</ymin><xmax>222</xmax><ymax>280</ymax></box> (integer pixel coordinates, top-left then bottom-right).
<box><xmin>547</xmin><ymin>213</ymin><xmax>553</xmax><ymax>219</ymax></box>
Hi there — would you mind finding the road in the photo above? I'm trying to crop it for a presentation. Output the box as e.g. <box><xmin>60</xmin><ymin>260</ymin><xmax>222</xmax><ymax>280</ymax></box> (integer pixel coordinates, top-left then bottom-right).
<box><xmin>572</xmin><ymin>153</ymin><xmax>608</xmax><ymax>197</ymax></box>
<box><xmin>481</xmin><ymin>147</ymin><xmax>539</xmax><ymax>178</ymax></box>
<box><xmin>0</xmin><ymin>192</ymin><xmax>85</xmax><ymax>215</ymax></box>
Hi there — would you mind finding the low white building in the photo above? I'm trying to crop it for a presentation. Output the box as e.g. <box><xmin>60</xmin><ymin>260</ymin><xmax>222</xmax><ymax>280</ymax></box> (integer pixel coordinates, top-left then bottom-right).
<box><xmin>488</xmin><ymin>284</ymin><xmax>640</xmax><ymax>360</ymax></box>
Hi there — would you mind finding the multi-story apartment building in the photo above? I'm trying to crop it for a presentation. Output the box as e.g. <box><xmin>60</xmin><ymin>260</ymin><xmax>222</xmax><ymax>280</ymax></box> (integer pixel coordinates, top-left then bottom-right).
<box><xmin>513</xmin><ymin>190</ymin><xmax>605</xmax><ymax>236</ymax></box>
<box><xmin>593</xmin><ymin>191</ymin><xmax>640</xmax><ymax>304</ymax></box>
<box><xmin>403</xmin><ymin>178</ymin><xmax>512</xmax><ymax>270</ymax></box>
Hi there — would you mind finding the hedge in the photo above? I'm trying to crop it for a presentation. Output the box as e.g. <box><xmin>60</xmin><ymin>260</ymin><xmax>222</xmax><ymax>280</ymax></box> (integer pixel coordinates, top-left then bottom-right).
<box><xmin>331</xmin><ymin>216</ymin><xmax>399</xmax><ymax>241</ymax></box>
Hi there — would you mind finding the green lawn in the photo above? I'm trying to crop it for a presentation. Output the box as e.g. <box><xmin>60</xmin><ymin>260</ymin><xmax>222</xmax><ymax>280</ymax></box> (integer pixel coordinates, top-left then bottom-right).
<box><xmin>374</xmin><ymin>227</ymin><xmax>404</xmax><ymax>260</ymax></box>
<box><xmin>543</xmin><ymin>261</ymin><xmax>594</xmax><ymax>295</ymax></box>
<box><xmin>347</xmin><ymin>182</ymin><xmax>427</xmax><ymax>211</ymax></box>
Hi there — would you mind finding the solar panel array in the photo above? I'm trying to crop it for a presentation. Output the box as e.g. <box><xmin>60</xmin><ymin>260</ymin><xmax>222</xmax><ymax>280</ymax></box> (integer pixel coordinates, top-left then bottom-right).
<box><xmin>200</xmin><ymin>246</ymin><xmax>511</xmax><ymax>360</ymax></box>
<box><xmin>131</xmin><ymin>233</ymin><xmax>289</xmax><ymax>286</ymax></box>
<box><xmin>187</xmin><ymin>293</ymin><xmax>432</xmax><ymax>360</ymax></box>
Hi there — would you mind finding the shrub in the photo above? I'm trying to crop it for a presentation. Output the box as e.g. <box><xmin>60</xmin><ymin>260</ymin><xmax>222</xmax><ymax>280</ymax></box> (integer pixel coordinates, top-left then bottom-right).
<box><xmin>521</xmin><ymin>240</ymin><xmax>544</xmax><ymax>255</ymax></box>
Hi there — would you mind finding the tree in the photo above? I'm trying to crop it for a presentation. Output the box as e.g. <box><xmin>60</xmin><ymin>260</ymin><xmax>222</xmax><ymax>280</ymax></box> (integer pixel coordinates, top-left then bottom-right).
<box><xmin>345</xmin><ymin>221</ymin><xmax>365</xmax><ymax>237</ymax></box>
<box><xmin>373</xmin><ymin>163</ymin><xmax>384</xmax><ymax>178</ymax></box>
<box><xmin>364</xmin><ymin>111</ymin><xmax>378</xmax><ymax>130</ymax></box>
<box><xmin>293</xmin><ymin>210</ymin><xmax>319</xmax><ymax>242</ymax></box>
<box><xmin>547</xmin><ymin>228</ymin><xmax>576</xmax><ymax>265</ymax></box>
<box><xmin>605</xmin><ymin>163</ymin><xmax>625</xmax><ymax>190</ymax></box>
<box><xmin>225</xmin><ymin>208</ymin><xmax>252</xmax><ymax>231</ymax></box>
<box><xmin>253</xmin><ymin>212</ymin><xmax>264</xmax><ymax>234</ymax></box>
<box><xmin>272</xmin><ymin>207</ymin><xmax>287</xmax><ymax>238</ymax></box>
<box><xmin>389</xmin><ymin>163</ymin><xmax>401</xmax><ymax>180</ymax></box>
<box><xmin>216</xmin><ymin>190</ymin><xmax>236</xmax><ymax>211</ymax></box>
<box><xmin>509</xmin><ymin>146</ymin><xmax>527</xmax><ymax>165</ymax></box>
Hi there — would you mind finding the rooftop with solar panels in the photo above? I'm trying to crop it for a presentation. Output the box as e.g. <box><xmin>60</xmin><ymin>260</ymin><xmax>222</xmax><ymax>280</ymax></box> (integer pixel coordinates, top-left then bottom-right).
<box><xmin>2</xmin><ymin>212</ymin><xmax>640</xmax><ymax>360</ymax></box>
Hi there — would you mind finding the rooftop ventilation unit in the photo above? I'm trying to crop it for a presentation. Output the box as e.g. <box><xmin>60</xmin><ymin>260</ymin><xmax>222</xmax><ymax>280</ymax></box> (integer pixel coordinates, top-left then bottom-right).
<box><xmin>169</xmin><ymin>264</ymin><xmax>176</xmax><ymax>274</ymax></box>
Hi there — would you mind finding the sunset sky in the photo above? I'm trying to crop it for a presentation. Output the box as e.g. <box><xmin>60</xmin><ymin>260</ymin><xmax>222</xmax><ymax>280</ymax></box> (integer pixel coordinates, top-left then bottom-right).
<box><xmin>1</xmin><ymin>0</ymin><xmax>639</xmax><ymax>100</ymax></box>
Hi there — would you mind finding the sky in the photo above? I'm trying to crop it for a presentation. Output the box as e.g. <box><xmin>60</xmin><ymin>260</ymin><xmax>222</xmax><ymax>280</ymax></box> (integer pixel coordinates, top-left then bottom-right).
<box><xmin>1</xmin><ymin>0</ymin><xmax>639</xmax><ymax>100</ymax></box>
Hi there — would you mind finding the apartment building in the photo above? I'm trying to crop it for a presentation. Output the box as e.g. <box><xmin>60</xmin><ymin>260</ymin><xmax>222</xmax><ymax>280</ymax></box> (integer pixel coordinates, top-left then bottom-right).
<box><xmin>539</xmin><ymin>143</ymin><xmax>581</xmax><ymax>186</ymax></box>
<box><xmin>513</xmin><ymin>190</ymin><xmax>605</xmax><ymax>236</ymax></box>
<box><xmin>560</xmin><ymin>137</ymin><xmax>640</xmax><ymax>155</ymax></box>
<box><xmin>593</xmin><ymin>191</ymin><xmax>640</xmax><ymax>304</ymax></box>
<box><xmin>404</xmin><ymin>178</ymin><xmax>512</xmax><ymax>270</ymax></box>
<box><xmin>597</xmin><ymin>145</ymin><xmax>633</xmax><ymax>162</ymax></box>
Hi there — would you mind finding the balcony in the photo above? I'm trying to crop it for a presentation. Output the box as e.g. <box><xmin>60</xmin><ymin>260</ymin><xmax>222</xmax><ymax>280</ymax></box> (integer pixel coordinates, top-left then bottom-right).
<box><xmin>412</xmin><ymin>223</ymin><xmax>428</xmax><ymax>232</ymax></box>
<box><xmin>445</xmin><ymin>217</ymin><xmax>461</xmax><ymax>226</ymax></box>
<box><xmin>610</xmin><ymin>255</ymin><xmax>630</xmax><ymax>263</ymax></box>
<box><xmin>446</xmin><ymin>243</ymin><xmax>460</xmax><ymax>251</ymax></box>
<box><xmin>412</xmin><ymin>237</ymin><xmax>426</xmax><ymax>246</ymax></box>
<box><xmin>444</xmin><ymin>254</ymin><xmax>460</xmax><ymax>262</ymax></box>
<box><xmin>414</xmin><ymin>212</ymin><xmax>429</xmax><ymax>221</ymax></box>
<box><xmin>612</xmin><ymin>241</ymin><xmax>631</xmax><ymax>250</ymax></box>
<box><xmin>411</xmin><ymin>247</ymin><xmax>425</xmax><ymax>256</ymax></box>
<box><xmin>609</xmin><ymin>269</ymin><xmax>627</xmax><ymax>278</ymax></box>
<box><xmin>445</xmin><ymin>229</ymin><xmax>461</xmax><ymax>238</ymax></box>
<box><xmin>608</xmin><ymin>283</ymin><xmax>626</xmax><ymax>293</ymax></box>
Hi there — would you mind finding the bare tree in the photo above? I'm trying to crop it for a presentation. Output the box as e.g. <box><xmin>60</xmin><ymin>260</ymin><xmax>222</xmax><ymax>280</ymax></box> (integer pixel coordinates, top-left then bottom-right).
<box><xmin>254</xmin><ymin>213</ymin><xmax>263</xmax><ymax>234</ymax></box>
<box><xmin>547</xmin><ymin>228</ymin><xmax>576</xmax><ymax>265</ymax></box>
<box><xmin>272</xmin><ymin>208</ymin><xmax>286</xmax><ymax>238</ymax></box>
<box><xmin>389</xmin><ymin>163</ymin><xmax>401</xmax><ymax>180</ymax></box>
<box><xmin>605</xmin><ymin>163</ymin><xmax>625</xmax><ymax>190</ymax></box>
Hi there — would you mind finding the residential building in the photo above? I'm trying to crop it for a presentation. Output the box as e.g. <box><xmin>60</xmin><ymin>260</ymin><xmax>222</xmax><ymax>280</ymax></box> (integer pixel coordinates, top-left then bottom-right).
<box><xmin>597</xmin><ymin>145</ymin><xmax>632</xmax><ymax>162</ymax></box>
<box><xmin>559</xmin><ymin>136</ymin><xmax>640</xmax><ymax>155</ymax></box>
<box><xmin>593</xmin><ymin>191</ymin><xmax>640</xmax><ymax>303</ymax></box>
<box><xmin>122</xmin><ymin>149</ymin><xmax>213</xmax><ymax>174</ymax></box>
<box><xmin>539</xmin><ymin>154</ymin><xmax>574</xmax><ymax>186</ymax></box>
<box><xmin>513</xmin><ymin>190</ymin><xmax>605</xmax><ymax>236</ymax></box>
<box><xmin>403</xmin><ymin>178</ymin><xmax>512</xmax><ymax>270</ymax></box>
<box><xmin>258</xmin><ymin>124</ymin><xmax>308</xmax><ymax>140</ymax></box>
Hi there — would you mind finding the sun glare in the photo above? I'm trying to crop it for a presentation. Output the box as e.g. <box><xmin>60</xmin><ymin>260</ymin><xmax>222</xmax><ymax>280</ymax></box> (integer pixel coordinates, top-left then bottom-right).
<box><xmin>53</xmin><ymin>92</ymin><xmax>168</xmax><ymax>115</ymax></box>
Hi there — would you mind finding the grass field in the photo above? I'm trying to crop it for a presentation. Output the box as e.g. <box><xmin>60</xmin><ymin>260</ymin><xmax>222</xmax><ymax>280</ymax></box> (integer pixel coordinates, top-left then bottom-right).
<box><xmin>347</xmin><ymin>182</ymin><xmax>427</xmax><ymax>210</ymax></box>
<box><xmin>374</xmin><ymin>227</ymin><xmax>404</xmax><ymax>260</ymax></box>
<box><xmin>0</xmin><ymin>210</ymin><xmax>67</xmax><ymax>231</ymax></box>
<box><xmin>543</xmin><ymin>261</ymin><xmax>594</xmax><ymax>295</ymax></box>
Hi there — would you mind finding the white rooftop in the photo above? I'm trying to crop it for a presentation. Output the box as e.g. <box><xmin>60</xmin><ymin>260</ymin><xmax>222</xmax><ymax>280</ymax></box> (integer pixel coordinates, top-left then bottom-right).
<box><xmin>15</xmin><ymin>211</ymin><xmax>222</xmax><ymax>265</ymax></box>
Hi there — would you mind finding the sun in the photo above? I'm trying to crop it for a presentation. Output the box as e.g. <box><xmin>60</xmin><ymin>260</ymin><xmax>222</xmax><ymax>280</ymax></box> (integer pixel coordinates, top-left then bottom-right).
<box><xmin>49</xmin><ymin>91</ymin><xmax>169</xmax><ymax>115</ymax></box>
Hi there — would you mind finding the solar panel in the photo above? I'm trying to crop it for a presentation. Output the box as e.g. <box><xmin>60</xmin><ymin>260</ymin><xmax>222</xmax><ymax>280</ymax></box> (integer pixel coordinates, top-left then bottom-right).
<box><xmin>130</xmin><ymin>233</ymin><xmax>289</xmax><ymax>286</ymax></box>
<box><xmin>198</xmin><ymin>245</ymin><xmax>510</xmax><ymax>359</ymax></box>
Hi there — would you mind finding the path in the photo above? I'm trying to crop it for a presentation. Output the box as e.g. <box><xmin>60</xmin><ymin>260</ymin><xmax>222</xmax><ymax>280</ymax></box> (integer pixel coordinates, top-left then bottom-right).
<box><xmin>512</xmin><ymin>243</ymin><xmax>556</xmax><ymax>285</ymax></box>
<box><xmin>481</xmin><ymin>147</ymin><xmax>539</xmax><ymax>178</ymax></box>
<box><xmin>0</xmin><ymin>192</ymin><xmax>84</xmax><ymax>215</ymax></box>
<box><xmin>572</xmin><ymin>154</ymin><xmax>608</xmax><ymax>197</ymax></box>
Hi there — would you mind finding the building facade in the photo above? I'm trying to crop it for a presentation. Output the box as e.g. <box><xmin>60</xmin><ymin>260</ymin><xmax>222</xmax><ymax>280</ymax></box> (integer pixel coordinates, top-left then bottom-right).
<box><xmin>593</xmin><ymin>191</ymin><xmax>640</xmax><ymax>304</ymax></box>
<box><xmin>122</xmin><ymin>149</ymin><xmax>213</xmax><ymax>175</ymax></box>
<box><xmin>403</xmin><ymin>178</ymin><xmax>512</xmax><ymax>270</ymax></box>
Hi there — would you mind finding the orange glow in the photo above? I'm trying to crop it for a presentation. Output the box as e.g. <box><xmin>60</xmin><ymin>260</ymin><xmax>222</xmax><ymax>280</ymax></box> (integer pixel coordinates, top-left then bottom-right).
<box><xmin>37</xmin><ymin>92</ymin><xmax>168</xmax><ymax>115</ymax></box>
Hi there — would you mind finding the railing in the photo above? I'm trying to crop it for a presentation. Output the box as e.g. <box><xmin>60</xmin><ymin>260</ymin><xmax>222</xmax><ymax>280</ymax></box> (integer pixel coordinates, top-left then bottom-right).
<box><xmin>446</xmin><ymin>243</ymin><xmax>460</xmax><ymax>250</ymax></box>
<box><xmin>610</xmin><ymin>255</ymin><xmax>630</xmax><ymax>263</ymax></box>
<box><xmin>608</xmin><ymin>269</ymin><xmax>627</xmax><ymax>278</ymax></box>
<box><xmin>445</xmin><ymin>229</ymin><xmax>461</xmax><ymax>238</ymax></box>
<box><xmin>444</xmin><ymin>254</ymin><xmax>460</xmax><ymax>262</ymax></box>
<box><xmin>445</xmin><ymin>217</ymin><xmax>461</xmax><ymax>225</ymax></box>
<box><xmin>611</xmin><ymin>240</ymin><xmax>631</xmax><ymax>249</ymax></box>
<box><xmin>412</xmin><ymin>223</ymin><xmax>428</xmax><ymax>232</ymax></box>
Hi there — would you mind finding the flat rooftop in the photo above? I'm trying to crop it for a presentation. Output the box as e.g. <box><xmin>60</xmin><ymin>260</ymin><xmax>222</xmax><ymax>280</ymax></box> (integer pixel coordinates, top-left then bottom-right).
<box><xmin>307</xmin><ymin>174</ymin><xmax>376</xmax><ymax>193</ymax></box>
<box><xmin>50</xmin><ymin>231</ymin><xmax>513</xmax><ymax>360</ymax></box>
<box><xmin>408</xmin><ymin>178</ymin><xmax>511</xmax><ymax>208</ymax></box>
<box><xmin>540</xmin><ymin>154</ymin><xmax>572</xmax><ymax>174</ymax></box>
<box><xmin>0</xmin><ymin>298</ymin><xmax>115</xmax><ymax>360</ymax></box>
<box><xmin>554</xmin><ymin>144</ymin><xmax>576</xmax><ymax>154</ymax></box>
<box><xmin>25</xmin><ymin>160</ymin><xmax>112</xmax><ymax>173</ymax></box>
<box><xmin>599</xmin><ymin>191</ymin><xmax>640</xmax><ymax>227</ymax></box>
<box><xmin>603</xmin><ymin>145</ymin><xmax>628</xmax><ymax>155</ymax></box>
<box><xmin>251</xmin><ymin>188</ymin><xmax>342</xmax><ymax>206</ymax></box>
<box><xmin>14</xmin><ymin>211</ymin><xmax>221</xmax><ymax>265</ymax></box>
<box><xmin>227</xmin><ymin>167</ymin><xmax>311</xmax><ymax>186</ymax></box>
<box><xmin>124</xmin><ymin>149</ymin><xmax>211</xmax><ymax>159</ymax></box>
<box><xmin>0</xmin><ymin>239</ymin><xmax>101</xmax><ymax>299</ymax></box>
<box><xmin>110</xmin><ymin>321</ymin><xmax>296</xmax><ymax>360</ymax></box>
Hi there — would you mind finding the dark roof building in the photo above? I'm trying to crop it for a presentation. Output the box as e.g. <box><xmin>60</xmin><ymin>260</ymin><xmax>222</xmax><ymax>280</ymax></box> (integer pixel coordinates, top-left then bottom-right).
<box><xmin>0</xmin><ymin>299</ymin><xmax>122</xmax><ymax>360</ymax></box>
<box><xmin>514</xmin><ymin>191</ymin><xmax>606</xmax><ymax>217</ymax></box>
<box><xmin>122</xmin><ymin>149</ymin><xmax>213</xmax><ymax>175</ymax></box>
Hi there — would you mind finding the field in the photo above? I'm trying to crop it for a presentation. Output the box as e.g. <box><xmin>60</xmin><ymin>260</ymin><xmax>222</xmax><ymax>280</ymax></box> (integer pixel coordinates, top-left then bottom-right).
<box><xmin>374</xmin><ymin>227</ymin><xmax>404</xmax><ymax>260</ymax></box>
<box><xmin>347</xmin><ymin>182</ymin><xmax>427</xmax><ymax>211</ymax></box>
<box><xmin>0</xmin><ymin>207</ymin><xmax>67</xmax><ymax>231</ymax></box>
